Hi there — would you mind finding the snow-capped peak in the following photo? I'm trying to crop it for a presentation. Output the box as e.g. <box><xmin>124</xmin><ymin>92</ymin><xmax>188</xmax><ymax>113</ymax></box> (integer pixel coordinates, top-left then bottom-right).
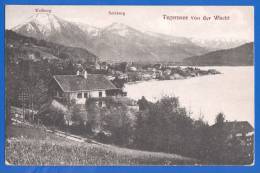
<box><xmin>103</xmin><ymin>23</ymin><xmax>135</xmax><ymax>37</ymax></box>
<box><xmin>13</xmin><ymin>13</ymin><xmax>65</xmax><ymax>36</ymax></box>
<box><xmin>33</xmin><ymin>13</ymin><xmax>62</xmax><ymax>32</ymax></box>
<box><xmin>106</xmin><ymin>23</ymin><xmax>129</xmax><ymax>30</ymax></box>
<box><xmin>145</xmin><ymin>31</ymin><xmax>193</xmax><ymax>45</ymax></box>
<box><xmin>74</xmin><ymin>22</ymin><xmax>100</xmax><ymax>36</ymax></box>
<box><xmin>190</xmin><ymin>37</ymin><xmax>248</xmax><ymax>50</ymax></box>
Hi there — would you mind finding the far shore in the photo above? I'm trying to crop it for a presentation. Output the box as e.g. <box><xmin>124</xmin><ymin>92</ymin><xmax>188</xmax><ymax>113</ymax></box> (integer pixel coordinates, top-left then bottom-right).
<box><xmin>126</xmin><ymin>73</ymin><xmax>221</xmax><ymax>85</ymax></box>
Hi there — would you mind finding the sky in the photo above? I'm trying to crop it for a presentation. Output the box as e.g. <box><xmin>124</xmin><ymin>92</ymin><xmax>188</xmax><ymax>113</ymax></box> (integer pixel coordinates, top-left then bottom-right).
<box><xmin>5</xmin><ymin>5</ymin><xmax>254</xmax><ymax>41</ymax></box>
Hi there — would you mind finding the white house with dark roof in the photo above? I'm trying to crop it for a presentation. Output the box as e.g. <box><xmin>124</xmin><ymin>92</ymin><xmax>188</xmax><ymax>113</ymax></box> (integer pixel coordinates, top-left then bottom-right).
<box><xmin>51</xmin><ymin>69</ymin><xmax>120</xmax><ymax>105</ymax></box>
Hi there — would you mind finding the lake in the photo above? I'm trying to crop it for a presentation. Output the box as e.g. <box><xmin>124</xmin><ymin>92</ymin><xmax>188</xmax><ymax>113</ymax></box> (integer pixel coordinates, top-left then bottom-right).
<box><xmin>125</xmin><ymin>66</ymin><xmax>254</xmax><ymax>126</ymax></box>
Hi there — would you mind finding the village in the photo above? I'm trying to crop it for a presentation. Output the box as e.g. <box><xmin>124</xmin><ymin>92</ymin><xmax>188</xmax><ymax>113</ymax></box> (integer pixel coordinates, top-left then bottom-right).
<box><xmin>10</xmin><ymin>58</ymin><xmax>222</xmax><ymax>128</ymax></box>
<box><xmin>91</xmin><ymin>61</ymin><xmax>221</xmax><ymax>83</ymax></box>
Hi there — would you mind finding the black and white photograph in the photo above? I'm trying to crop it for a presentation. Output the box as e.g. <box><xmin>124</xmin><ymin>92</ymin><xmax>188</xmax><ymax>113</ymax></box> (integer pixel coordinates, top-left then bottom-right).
<box><xmin>5</xmin><ymin>5</ymin><xmax>254</xmax><ymax>165</ymax></box>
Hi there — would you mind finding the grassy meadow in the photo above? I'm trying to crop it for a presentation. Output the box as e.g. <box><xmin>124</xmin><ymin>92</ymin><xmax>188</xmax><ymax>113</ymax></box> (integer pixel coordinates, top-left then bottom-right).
<box><xmin>5</xmin><ymin>124</ymin><xmax>199</xmax><ymax>165</ymax></box>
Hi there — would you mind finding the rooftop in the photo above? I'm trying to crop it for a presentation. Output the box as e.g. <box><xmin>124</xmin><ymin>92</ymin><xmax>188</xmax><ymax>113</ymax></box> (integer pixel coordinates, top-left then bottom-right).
<box><xmin>53</xmin><ymin>74</ymin><xmax>117</xmax><ymax>92</ymax></box>
<box><xmin>212</xmin><ymin>121</ymin><xmax>254</xmax><ymax>134</ymax></box>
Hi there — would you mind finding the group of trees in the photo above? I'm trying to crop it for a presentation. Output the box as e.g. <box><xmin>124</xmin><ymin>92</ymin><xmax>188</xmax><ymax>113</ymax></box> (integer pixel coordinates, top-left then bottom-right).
<box><xmin>205</xmin><ymin>113</ymin><xmax>253</xmax><ymax>164</ymax></box>
<box><xmin>134</xmin><ymin>96</ymin><xmax>208</xmax><ymax>158</ymax></box>
<box><xmin>6</xmin><ymin>59</ymin><xmax>75</xmax><ymax>106</ymax></box>
<box><xmin>133</xmin><ymin>97</ymin><xmax>253</xmax><ymax>164</ymax></box>
<box><xmin>85</xmin><ymin>98</ymin><xmax>133</xmax><ymax>146</ymax></box>
<box><xmin>5</xmin><ymin>55</ymin><xmax>82</xmax><ymax>126</ymax></box>
<box><xmin>63</xmin><ymin>97</ymin><xmax>133</xmax><ymax>146</ymax></box>
<box><xmin>6</xmin><ymin>30</ymin><xmax>97</xmax><ymax>64</ymax></box>
<box><xmin>5</xmin><ymin>29</ymin><xmax>99</xmax><ymax>121</ymax></box>
<box><xmin>58</xmin><ymin>95</ymin><xmax>251</xmax><ymax>165</ymax></box>
<box><xmin>40</xmin><ymin>95</ymin><xmax>251</xmax><ymax>165</ymax></box>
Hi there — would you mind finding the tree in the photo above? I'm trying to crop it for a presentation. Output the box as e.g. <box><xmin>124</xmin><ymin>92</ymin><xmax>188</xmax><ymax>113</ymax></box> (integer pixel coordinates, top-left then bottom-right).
<box><xmin>137</xmin><ymin>96</ymin><xmax>149</xmax><ymax>111</ymax></box>
<box><xmin>112</xmin><ymin>77</ymin><xmax>126</xmax><ymax>89</ymax></box>
<box><xmin>40</xmin><ymin>109</ymin><xmax>65</xmax><ymax>128</ymax></box>
<box><xmin>85</xmin><ymin>98</ymin><xmax>101</xmax><ymax>131</ymax></box>
<box><xmin>52</xmin><ymin>110</ymin><xmax>65</xmax><ymax>128</ymax></box>
<box><xmin>206</xmin><ymin>113</ymin><xmax>228</xmax><ymax>164</ymax></box>
<box><xmin>215</xmin><ymin>112</ymin><xmax>225</xmax><ymax>125</ymax></box>
<box><xmin>5</xmin><ymin>98</ymin><xmax>12</xmax><ymax>126</ymax></box>
<box><xmin>59</xmin><ymin>52</ymin><xmax>70</xmax><ymax>60</ymax></box>
<box><xmin>118</xmin><ymin>62</ymin><xmax>128</xmax><ymax>73</ymax></box>
<box><xmin>31</xmin><ymin>79</ymin><xmax>49</xmax><ymax>109</ymax></box>
<box><xmin>63</xmin><ymin>61</ymin><xmax>75</xmax><ymax>75</ymax></box>
<box><xmin>134</xmin><ymin>111</ymin><xmax>150</xmax><ymax>149</ymax></box>
<box><xmin>71</xmin><ymin>105</ymin><xmax>83</xmax><ymax>122</ymax></box>
<box><xmin>34</xmin><ymin>51</ymin><xmax>41</xmax><ymax>59</ymax></box>
<box><xmin>100</xmin><ymin>102</ymin><xmax>133</xmax><ymax>146</ymax></box>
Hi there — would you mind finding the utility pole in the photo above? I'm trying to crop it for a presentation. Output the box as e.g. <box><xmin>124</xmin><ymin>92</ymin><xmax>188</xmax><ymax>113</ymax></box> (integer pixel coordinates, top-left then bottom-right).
<box><xmin>22</xmin><ymin>91</ymin><xmax>24</xmax><ymax>122</ymax></box>
<box><xmin>30</xmin><ymin>93</ymin><xmax>34</xmax><ymax>123</ymax></box>
<box><xmin>18</xmin><ymin>87</ymin><xmax>29</xmax><ymax>122</ymax></box>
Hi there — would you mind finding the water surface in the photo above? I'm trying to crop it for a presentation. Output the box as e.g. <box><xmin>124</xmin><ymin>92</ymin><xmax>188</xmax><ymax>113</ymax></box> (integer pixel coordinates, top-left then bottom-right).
<box><xmin>125</xmin><ymin>67</ymin><xmax>254</xmax><ymax>126</ymax></box>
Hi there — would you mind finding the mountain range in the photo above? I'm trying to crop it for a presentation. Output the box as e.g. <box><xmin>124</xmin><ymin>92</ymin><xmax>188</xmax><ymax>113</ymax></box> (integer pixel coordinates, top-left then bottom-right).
<box><xmin>190</xmin><ymin>38</ymin><xmax>248</xmax><ymax>51</ymax></box>
<box><xmin>12</xmin><ymin>13</ymin><xmax>249</xmax><ymax>63</ymax></box>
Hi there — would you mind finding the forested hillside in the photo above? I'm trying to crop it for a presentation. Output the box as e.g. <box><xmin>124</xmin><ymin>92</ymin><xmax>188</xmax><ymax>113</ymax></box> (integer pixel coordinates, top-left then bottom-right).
<box><xmin>6</xmin><ymin>30</ymin><xmax>97</xmax><ymax>64</ymax></box>
<box><xmin>184</xmin><ymin>42</ymin><xmax>254</xmax><ymax>66</ymax></box>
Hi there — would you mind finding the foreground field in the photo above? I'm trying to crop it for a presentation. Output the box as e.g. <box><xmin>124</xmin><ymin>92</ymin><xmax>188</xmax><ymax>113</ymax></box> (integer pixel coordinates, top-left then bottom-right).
<box><xmin>5</xmin><ymin>125</ymin><xmax>199</xmax><ymax>165</ymax></box>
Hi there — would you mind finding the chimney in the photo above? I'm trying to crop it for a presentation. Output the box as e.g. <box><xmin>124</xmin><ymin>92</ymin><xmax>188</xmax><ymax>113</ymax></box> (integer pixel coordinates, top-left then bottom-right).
<box><xmin>76</xmin><ymin>69</ymin><xmax>87</xmax><ymax>79</ymax></box>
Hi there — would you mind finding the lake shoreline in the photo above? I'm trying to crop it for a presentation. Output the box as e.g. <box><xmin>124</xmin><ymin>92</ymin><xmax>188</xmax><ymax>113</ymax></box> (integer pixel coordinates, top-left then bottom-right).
<box><xmin>126</xmin><ymin>73</ymin><xmax>221</xmax><ymax>85</ymax></box>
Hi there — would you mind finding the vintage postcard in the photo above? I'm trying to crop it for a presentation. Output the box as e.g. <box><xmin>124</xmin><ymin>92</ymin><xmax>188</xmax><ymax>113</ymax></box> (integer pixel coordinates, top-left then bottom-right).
<box><xmin>4</xmin><ymin>5</ymin><xmax>254</xmax><ymax>166</ymax></box>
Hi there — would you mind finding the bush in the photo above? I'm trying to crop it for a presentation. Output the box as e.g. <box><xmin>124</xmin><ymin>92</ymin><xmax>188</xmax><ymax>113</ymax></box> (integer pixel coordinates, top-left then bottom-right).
<box><xmin>85</xmin><ymin>97</ymin><xmax>134</xmax><ymax>146</ymax></box>
<box><xmin>39</xmin><ymin>109</ymin><xmax>65</xmax><ymax>128</ymax></box>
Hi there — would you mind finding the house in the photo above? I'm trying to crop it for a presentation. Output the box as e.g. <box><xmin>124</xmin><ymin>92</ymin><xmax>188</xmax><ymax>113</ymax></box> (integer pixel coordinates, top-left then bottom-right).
<box><xmin>129</xmin><ymin>66</ymin><xmax>137</xmax><ymax>72</ymax></box>
<box><xmin>211</xmin><ymin>121</ymin><xmax>254</xmax><ymax>143</ymax></box>
<box><xmin>221</xmin><ymin>121</ymin><xmax>254</xmax><ymax>143</ymax></box>
<box><xmin>51</xmin><ymin>69</ymin><xmax>122</xmax><ymax>106</ymax></box>
<box><xmin>169</xmin><ymin>73</ymin><xmax>185</xmax><ymax>80</ymax></box>
<box><xmin>153</xmin><ymin>63</ymin><xmax>163</xmax><ymax>70</ymax></box>
<box><xmin>142</xmin><ymin>73</ymin><xmax>153</xmax><ymax>80</ymax></box>
<box><xmin>106</xmin><ymin>75</ymin><xmax>115</xmax><ymax>81</ymax></box>
<box><xmin>118</xmin><ymin>73</ymin><xmax>128</xmax><ymax>81</ymax></box>
<box><xmin>95</xmin><ymin>61</ymin><xmax>101</xmax><ymax>70</ymax></box>
<box><xmin>211</xmin><ymin>121</ymin><xmax>254</xmax><ymax>159</ymax></box>
<box><xmin>127</xmin><ymin>71</ymin><xmax>142</xmax><ymax>82</ymax></box>
<box><xmin>224</xmin><ymin>121</ymin><xmax>254</xmax><ymax>160</ymax></box>
<box><xmin>163</xmin><ymin>68</ymin><xmax>172</xmax><ymax>76</ymax></box>
<box><xmin>95</xmin><ymin>61</ymin><xmax>109</xmax><ymax>71</ymax></box>
<box><xmin>155</xmin><ymin>70</ymin><xmax>163</xmax><ymax>79</ymax></box>
<box><xmin>100</xmin><ymin>62</ymin><xmax>109</xmax><ymax>70</ymax></box>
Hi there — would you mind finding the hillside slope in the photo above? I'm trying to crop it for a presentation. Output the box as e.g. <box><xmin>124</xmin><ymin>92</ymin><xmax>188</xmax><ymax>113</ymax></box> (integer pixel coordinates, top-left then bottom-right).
<box><xmin>6</xmin><ymin>124</ymin><xmax>199</xmax><ymax>165</ymax></box>
<box><xmin>183</xmin><ymin>42</ymin><xmax>254</xmax><ymax>66</ymax></box>
<box><xmin>5</xmin><ymin>30</ymin><xmax>98</xmax><ymax>64</ymax></box>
